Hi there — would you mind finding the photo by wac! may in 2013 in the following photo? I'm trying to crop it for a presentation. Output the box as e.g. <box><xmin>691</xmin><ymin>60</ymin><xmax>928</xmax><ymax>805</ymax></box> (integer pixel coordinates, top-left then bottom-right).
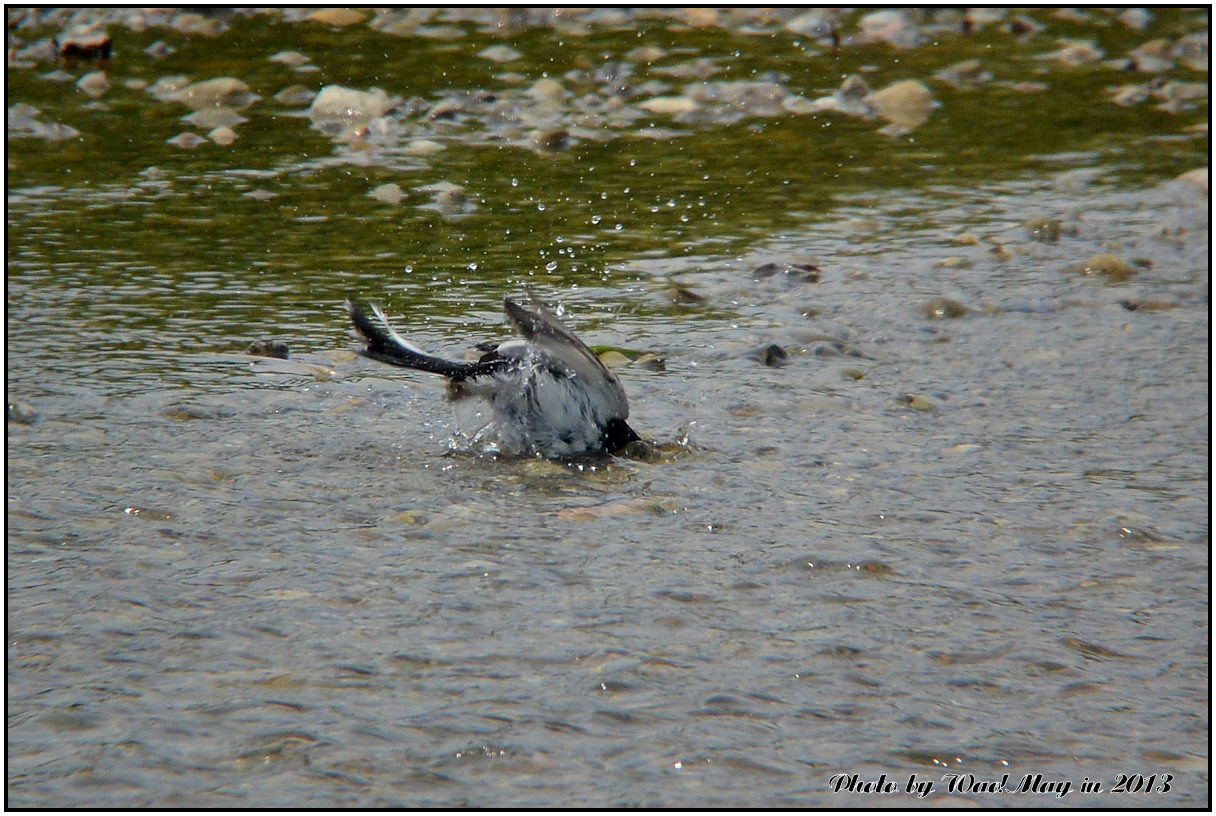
<box><xmin>829</xmin><ymin>770</ymin><xmax>1175</xmax><ymax>800</ymax></box>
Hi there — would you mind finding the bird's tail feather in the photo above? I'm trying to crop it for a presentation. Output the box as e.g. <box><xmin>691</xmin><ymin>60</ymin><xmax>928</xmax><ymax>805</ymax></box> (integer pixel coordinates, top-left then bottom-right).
<box><xmin>347</xmin><ymin>300</ymin><xmax>487</xmax><ymax>378</ymax></box>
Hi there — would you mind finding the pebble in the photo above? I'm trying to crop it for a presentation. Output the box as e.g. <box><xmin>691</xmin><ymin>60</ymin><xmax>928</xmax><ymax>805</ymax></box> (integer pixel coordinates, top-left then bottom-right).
<box><xmin>920</xmin><ymin>298</ymin><xmax>969</xmax><ymax>319</ymax></box>
<box><xmin>247</xmin><ymin>340</ymin><xmax>290</xmax><ymax>359</ymax></box>
<box><xmin>75</xmin><ymin>70</ymin><xmax>109</xmax><ymax>98</ymax></box>
<box><xmin>526</xmin><ymin>78</ymin><xmax>566</xmax><ymax>104</ymax></box>
<box><xmin>208</xmin><ymin>126</ymin><xmax>237</xmax><ymax>145</ymax></box>
<box><xmin>866</xmin><ymin>79</ymin><xmax>938</xmax><ymax>129</ymax></box>
<box><xmin>1176</xmin><ymin>167</ymin><xmax>1208</xmax><ymax>193</ymax></box>
<box><xmin>897</xmin><ymin>394</ymin><xmax>937</xmax><ymax>412</ymax></box>
<box><xmin>757</xmin><ymin>344</ymin><xmax>789</xmax><ymax>367</ymax></box>
<box><xmin>751</xmin><ymin>262</ymin><xmax>821</xmax><ymax>283</ymax></box>
<box><xmin>479</xmin><ymin>45</ymin><xmax>522</xmax><ymax>63</ymax></box>
<box><xmin>308</xmin><ymin>85</ymin><xmax>396</xmax><ymax>132</ymax></box>
<box><xmin>269</xmin><ymin>50</ymin><xmax>310</xmax><ymax>67</ymax></box>
<box><xmin>57</xmin><ymin>29</ymin><xmax>112</xmax><ymax>61</ymax></box>
<box><xmin>183</xmin><ymin>107</ymin><xmax>247</xmax><ymax>129</ymax></box>
<box><xmin>369</xmin><ymin>183</ymin><xmax>406</xmax><ymax>204</ymax></box>
<box><xmin>1079</xmin><ymin>253</ymin><xmax>1137</xmax><ymax>281</ymax></box>
<box><xmin>178</xmin><ymin>77</ymin><xmax>260</xmax><ymax>110</ymax></box>
<box><xmin>273</xmin><ymin>85</ymin><xmax>316</xmax><ymax>106</ymax></box>
<box><xmin>167</xmin><ymin>132</ymin><xmax>207</xmax><ymax>149</ymax></box>
<box><xmin>309</xmin><ymin>8</ymin><xmax>366</xmax><ymax>27</ymax></box>
<box><xmin>7</xmin><ymin>401</ymin><xmax>40</xmax><ymax>425</ymax></box>
<box><xmin>638</xmin><ymin>95</ymin><xmax>698</xmax><ymax>115</ymax></box>
<box><xmin>1024</xmin><ymin>216</ymin><xmax>1063</xmax><ymax>242</ymax></box>
<box><xmin>404</xmin><ymin>139</ymin><xmax>444</xmax><ymax>155</ymax></box>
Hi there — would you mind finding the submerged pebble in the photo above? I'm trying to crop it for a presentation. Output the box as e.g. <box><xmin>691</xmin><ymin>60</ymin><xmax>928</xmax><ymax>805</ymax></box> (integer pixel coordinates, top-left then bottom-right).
<box><xmin>1078</xmin><ymin>253</ymin><xmax>1137</xmax><ymax>282</ymax></box>
<box><xmin>751</xmin><ymin>261</ymin><xmax>821</xmax><ymax>283</ymax></box>
<box><xmin>866</xmin><ymin>79</ymin><xmax>938</xmax><ymax>129</ymax></box>
<box><xmin>207</xmin><ymin>126</ymin><xmax>237</xmax><ymax>145</ymax></box>
<box><xmin>167</xmin><ymin>132</ymin><xmax>207</xmax><ymax>149</ymax></box>
<box><xmin>369</xmin><ymin>183</ymin><xmax>406</xmax><ymax>204</ymax></box>
<box><xmin>7</xmin><ymin>401</ymin><xmax>40</xmax><ymax>425</ymax></box>
<box><xmin>896</xmin><ymin>394</ymin><xmax>938</xmax><ymax>412</ymax></box>
<box><xmin>247</xmin><ymin>340</ymin><xmax>290</xmax><ymax>359</ymax></box>
<box><xmin>177</xmin><ymin>77</ymin><xmax>260</xmax><ymax>109</ymax></box>
<box><xmin>75</xmin><ymin>70</ymin><xmax>109</xmax><ymax>98</ymax></box>
<box><xmin>920</xmin><ymin>298</ymin><xmax>969</xmax><ymax>320</ymax></box>
<box><xmin>757</xmin><ymin>343</ymin><xmax>789</xmax><ymax>367</ymax></box>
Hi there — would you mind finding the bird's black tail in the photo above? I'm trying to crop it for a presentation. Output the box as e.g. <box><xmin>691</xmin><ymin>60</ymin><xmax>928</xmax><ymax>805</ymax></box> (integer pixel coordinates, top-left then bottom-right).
<box><xmin>347</xmin><ymin>300</ymin><xmax>490</xmax><ymax>379</ymax></box>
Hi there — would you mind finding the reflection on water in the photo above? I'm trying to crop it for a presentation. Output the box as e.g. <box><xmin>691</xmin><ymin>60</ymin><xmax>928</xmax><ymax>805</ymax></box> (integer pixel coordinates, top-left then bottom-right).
<box><xmin>7</xmin><ymin>6</ymin><xmax>1210</xmax><ymax>809</ymax></box>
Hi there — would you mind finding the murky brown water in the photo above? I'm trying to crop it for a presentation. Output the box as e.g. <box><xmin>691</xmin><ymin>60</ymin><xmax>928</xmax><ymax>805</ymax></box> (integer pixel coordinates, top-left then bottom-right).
<box><xmin>7</xmin><ymin>7</ymin><xmax>1209</xmax><ymax>808</ymax></box>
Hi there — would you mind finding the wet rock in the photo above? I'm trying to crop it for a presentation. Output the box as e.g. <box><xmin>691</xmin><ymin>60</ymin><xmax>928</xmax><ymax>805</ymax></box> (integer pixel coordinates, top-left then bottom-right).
<box><xmin>1117</xmin><ymin>8</ymin><xmax>1153</xmax><ymax>30</ymax></box>
<box><xmin>76</xmin><ymin>70</ymin><xmax>109</xmax><ymax>98</ymax></box>
<box><xmin>807</xmin><ymin>74</ymin><xmax>874</xmax><ymax>118</ymax></box>
<box><xmin>619</xmin><ymin>439</ymin><xmax>662</xmax><ymax>462</ymax></box>
<box><xmin>625</xmin><ymin>45</ymin><xmax>666</xmax><ymax>63</ymax></box>
<box><xmin>308</xmin><ymin>85</ymin><xmax>398</xmax><ymax>138</ymax></box>
<box><xmin>269</xmin><ymin>50</ymin><xmax>310</xmax><ymax>67</ymax></box>
<box><xmin>1024</xmin><ymin>216</ymin><xmax>1063</xmax><ymax>242</ymax></box>
<box><xmin>1176</xmin><ymin>167</ymin><xmax>1208</xmax><ymax>193</ymax></box>
<box><xmin>526</xmin><ymin>77</ymin><xmax>566</xmax><ymax>104</ymax></box>
<box><xmin>896</xmin><ymin>394</ymin><xmax>937</xmax><ymax>412</ymax></box>
<box><xmin>178</xmin><ymin>77</ymin><xmax>260</xmax><ymax>110</ymax></box>
<box><xmin>1039</xmin><ymin>39</ymin><xmax>1104</xmax><ymax>67</ymax></box>
<box><xmin>10</xmin><ymin>37</ymin><xmax>60</xmax><ymax>66</ymax></box>
<box><xmin>182</xmin><ymin>107</ymin><xmax>247</xmax><ymax>129</ymax></box>
<box><xmin>1119</xmin><ymin>299</ymin><xmax>1179</xmax><ymax>312</ymax></box>
<box><xmin>751</xmin><ymin>261</ymin><xmax>821</xmax><ymax>283</ymax></box>
<box><xmin>1110</xmin><ymin>84</ymin><xmax>1150</xmax><ymax>107</ymax></box>
<box><xmin>310</xmin><ymin>8</ymin><xmax>366</xmax><ymax>27</ymax></box>
<box><xmin>597</xmin><ymin>350</ymin><xmax>631</xmax><ymax>370</ymax></box>
<box><xmin>404</xmin><ymin>138</ymin><xmax>444</xmax><ymax>155</ymax></box>
<box><xmin>7</xmin><ymin>401</ymin><xmax>39</xmax><ymax>425</ymax></box>
<box><xmin>920</xmin><ymin>298</ymin><xmax>968</xmax><ymax>319</ymax></box>
<box><xmin>369</xmin><ymin>182</ymin><xmax>406</xmax><ymax>204</ymax></box>
<box><xmin>632</xmin><ymin>353</ymin><xmax>666</xmax><ymax>372</ymax></box>
<box><xmin>783</xmin><ymin>9</ymin><xmax>840</xmax><ymax>41</ymax></box>
<box><xmin>247</xmin><ymin>340</ymin><xmax>290</xmax><ymax>359</ymax></box>
<box><xmin>418</xmin><ymin>182</ymin><xmax>473</xmax><ymax>217</ymax></box>
<box><xmin>274</xmin><ymin>84</ymin><xmax>316</xmax><ymax>106</ymax></box>
<box><xmin>57</xmin><ymin>29</ymin><xmax>112</xmax><ymax>63</ymax></box>
<box><xmin>662</xmin><ymin>284</ymin><xmax>707</xmax><ymax>305</ymax></box>
<box><xmin>207</xmin><ymin>126</ymin><xmax>237</xmax><ymax>145</ymax></box>
<box><xmin>866</xmin><ymin>79</ymin><xmax>938</xmax><ymax>129</ymax></box>
<box><xmin>167</xmin><ymin>132</ymin><xmax>207</xmax><ymax>149</ymax></box>
<box><xmin>38</xmin><ymin>69</ymin><xmax>75</xmax><ymax>83</ymax></box>
<box><xmin>7</xmin><ymin>103</ymin><xmax>80</xmax><ymax>141</ymax></box>
<box><xmin>855</xmin><ymin>9</ymin><xmax>924</xmax><ymax>49</ymax></box>
<box><xmin>142</xmin><ymin>39</ymin><xmax>174</xmax><ymax>58</ymax></box>
<box><xmin>933</xmin><ymin>59</ymin><xmax>991</xmax><ymax>89</ymax></box>
<box><xmin>147</xmin><ymin>75</ymin><xmax>192</xmax><ymax>102</ymax></box>
<box><xmin>479</xmin><ymin>45</ymin><xmax>522</xmax><ymax>63</ymax></box>
<box><xmin>757</xmin><ymin>343</ymin><xmax>788</xmax><ymax>367</ymax></box>
<box><xmin>532</xmin><ymin>128</ymin><xmax>571</xmax><ymax>151</ymax></box>
<box><xmin>638</xmin><ymin>95</ymin><xmax>698</xmax><ymax>115</ymax></box>
<box><xmin>1006</xmin><ymin>14</ymin><xmax>1046</xmax><ymax>37</ymax></box>
<box><xmin>1171</xmin><ymin>32</ymin><xmax>1209</xmax><ymax>72</ymax></box>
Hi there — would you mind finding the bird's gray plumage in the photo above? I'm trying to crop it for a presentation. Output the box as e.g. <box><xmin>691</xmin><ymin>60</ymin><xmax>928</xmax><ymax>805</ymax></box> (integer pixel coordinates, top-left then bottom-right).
<box><xmin>347</xmin><ymin>297</ymin><xmax>639</xmax><ymax>457</ymax></box>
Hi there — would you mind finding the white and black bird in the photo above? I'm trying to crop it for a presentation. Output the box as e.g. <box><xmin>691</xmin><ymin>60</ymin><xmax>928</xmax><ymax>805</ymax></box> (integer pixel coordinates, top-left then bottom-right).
<box><xmin>347</xmin><ymin>297</ymin><xmax>640</xmax><ymax>458</ymax></box>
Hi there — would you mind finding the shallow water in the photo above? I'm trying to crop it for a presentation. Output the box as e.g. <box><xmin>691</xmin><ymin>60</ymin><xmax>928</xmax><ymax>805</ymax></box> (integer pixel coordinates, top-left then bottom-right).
<box><xmin>6</xmin><ymin>7</ymin><xmax>1210</xmax><ymax>808</ymax></box>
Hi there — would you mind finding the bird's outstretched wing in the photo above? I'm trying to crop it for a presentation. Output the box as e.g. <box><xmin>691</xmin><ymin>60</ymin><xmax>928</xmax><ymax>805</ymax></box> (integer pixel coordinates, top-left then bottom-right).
<box><xmin>501</xmin><ymin>297</ymin><xmax>630</xmax><ymax>419</ymax></box>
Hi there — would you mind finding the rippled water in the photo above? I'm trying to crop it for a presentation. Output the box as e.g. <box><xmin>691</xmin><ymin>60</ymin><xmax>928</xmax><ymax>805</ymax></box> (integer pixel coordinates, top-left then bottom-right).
<box><xmin>7</xmin><ymin>7</ymin><xmax>1209</xmax><ymax>808</ymax></box>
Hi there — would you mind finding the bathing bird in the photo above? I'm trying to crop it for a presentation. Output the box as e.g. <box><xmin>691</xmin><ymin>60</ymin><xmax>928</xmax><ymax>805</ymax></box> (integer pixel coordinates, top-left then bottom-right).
<box><xmin>347</xmin><ymin>297</ymin><xmax>640</xmax><ymax>458</ymax></box>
